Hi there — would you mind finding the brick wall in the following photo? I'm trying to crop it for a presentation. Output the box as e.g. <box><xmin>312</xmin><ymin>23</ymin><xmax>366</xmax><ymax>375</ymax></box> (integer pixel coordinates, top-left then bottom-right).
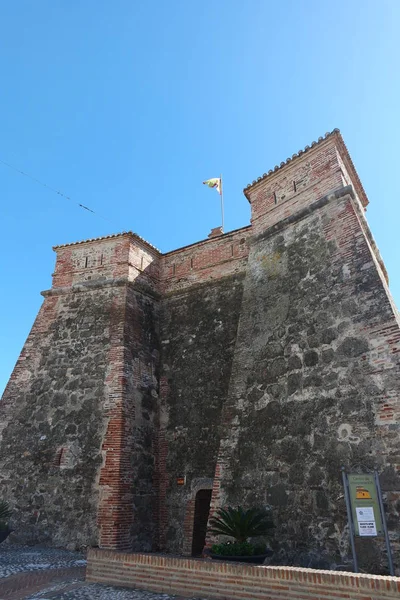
<box><xmin>244</xmin><ymin>132</ymin><xmax>368</xmax><ymax>236</ymax></box>
<box><xmin>53</xmin><ymin>232</ymin><xmax>160</xmax><ymax>291</ymax></box>
<box><xmin>246</xmin><ymin>138</ymin><xmax>343</xmax><ymax>235</ymax></box>
<box><xmin>86</xmin><ymin>548</ymin><xmax>400</xmax><ymax>600</ymax></box>
<box><xmin>160</xmin><ymin>226</ymin><xmax>251</xmax><ymax>294</ymax></box>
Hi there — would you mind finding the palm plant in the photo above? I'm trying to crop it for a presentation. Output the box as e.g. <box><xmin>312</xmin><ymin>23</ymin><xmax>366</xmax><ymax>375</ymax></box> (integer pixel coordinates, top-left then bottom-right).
<box><xmin>0</xmin><ymin>500</ymin><xmax>12</xmax><ymax>531</ymax></box>
<box><xmin>209</xmin><ymin>506</ymin><xmax>273</xmax><ymax>543</ymax></box>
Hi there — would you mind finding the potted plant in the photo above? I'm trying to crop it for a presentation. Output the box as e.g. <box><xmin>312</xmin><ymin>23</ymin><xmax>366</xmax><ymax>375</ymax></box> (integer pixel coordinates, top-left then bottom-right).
<box><xmin>0</xmin><ymin>500</ymin><xmax>13</xmax><ymax>544</ymax></box>
<box><xmin>208</xmin><ymin>506</ymin><xmax>274</xmax><ymax>564</ymax></box>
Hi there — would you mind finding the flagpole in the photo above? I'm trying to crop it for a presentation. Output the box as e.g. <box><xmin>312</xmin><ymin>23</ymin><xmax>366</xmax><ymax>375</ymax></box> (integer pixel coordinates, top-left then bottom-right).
<box><xmin>220</xmin><ymin>174</ymin><xmax>224</xmax><ymax>232</ymax></box>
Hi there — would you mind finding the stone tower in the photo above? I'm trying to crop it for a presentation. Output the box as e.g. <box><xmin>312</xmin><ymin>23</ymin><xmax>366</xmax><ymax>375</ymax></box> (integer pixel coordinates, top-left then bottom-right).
<box><xmin>0</xmin><ymin>233</ymin><xmax>161</xmax><ymax>550</ymax></box>
<box><xmin>1</xmin><ymin>130</ymin><xmax>399</xmax><ymax>571</ymax></box>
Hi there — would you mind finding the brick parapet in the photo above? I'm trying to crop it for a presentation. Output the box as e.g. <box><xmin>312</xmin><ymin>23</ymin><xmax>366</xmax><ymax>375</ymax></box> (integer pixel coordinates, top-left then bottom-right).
<box><xmin>48</xmin><ymin>147</ymin><xmax>385</xmax><ymax>302</ymax></box>
<box><xmin>159</xmin><ymin>226</ymin><xmax>251</xmax><ymax>294</ymax></box>
<box><xmin>50</xmin><ymin>228</ymin><xmax>254</xmax><ymax>298</ymax></box>
<box><xmin>86</xmin><ymin>548</ymin><xmax>400</xmax><ymax>599</ymax></box>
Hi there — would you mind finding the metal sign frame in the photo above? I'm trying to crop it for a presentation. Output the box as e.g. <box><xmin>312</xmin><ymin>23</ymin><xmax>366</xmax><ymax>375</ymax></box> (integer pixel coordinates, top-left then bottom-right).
<box><xmin>341</xmin><ymin>467</ymin><xmax>394</xmax><ymax>575</ymax></box>
<box><xmin>347</xmin><ymin>472</ymin><xmax>383</xmax><ymax>536</ymax></box>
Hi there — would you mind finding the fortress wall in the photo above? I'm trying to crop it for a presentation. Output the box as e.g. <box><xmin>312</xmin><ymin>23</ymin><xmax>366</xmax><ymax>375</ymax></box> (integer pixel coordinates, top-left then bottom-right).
<box><xmin>209</xmin><ymin>187</ymin><xmax>400</xmax><ymax>572</ymax></box>
<box><xmin>0</xmin><ymin>282</ymin><xmax>119</xmax><ymax>548</ymax></box>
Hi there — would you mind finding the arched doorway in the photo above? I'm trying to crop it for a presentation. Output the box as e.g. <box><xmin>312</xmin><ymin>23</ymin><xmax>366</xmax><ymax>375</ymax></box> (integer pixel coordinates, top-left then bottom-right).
<box><xmin>191</xmin><ymin>489</ymin><xmax>212</xmax><ymax>556</ymax></box>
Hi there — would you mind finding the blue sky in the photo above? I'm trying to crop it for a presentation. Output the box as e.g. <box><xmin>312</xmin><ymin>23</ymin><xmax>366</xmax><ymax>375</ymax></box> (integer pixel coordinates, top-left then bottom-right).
<box><xmin>1</xmin><ymin>0</ymin><xmax>400</xmax><ymax>394</ymax></box>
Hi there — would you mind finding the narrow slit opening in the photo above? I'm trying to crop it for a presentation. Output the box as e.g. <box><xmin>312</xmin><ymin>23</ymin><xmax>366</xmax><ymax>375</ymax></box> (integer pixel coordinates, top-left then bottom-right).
<box><xmin>54</xmin><ymin>448</ymin><xmax>64</xmax><ymax>467</ymax></box>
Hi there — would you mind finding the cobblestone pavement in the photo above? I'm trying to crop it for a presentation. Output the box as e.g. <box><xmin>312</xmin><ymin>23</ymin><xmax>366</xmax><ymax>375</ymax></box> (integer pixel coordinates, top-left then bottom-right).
<box><xmin>27</xmin><ymin>582</ymin><xmax>207</xmax><ymax>599</ymax></box>
<box><xmin>0</xmin><ymin>545</ymin><xmax>208</xmax><ymax>600</ymax></box>
<box><xmin>0</xmin><ymin>545</ymin><xmax>86</xmax><ymax>579</ymax></box>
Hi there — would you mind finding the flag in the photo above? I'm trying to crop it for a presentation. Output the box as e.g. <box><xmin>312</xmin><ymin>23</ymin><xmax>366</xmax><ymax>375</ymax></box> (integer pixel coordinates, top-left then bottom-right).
<box><xmin>203</xmin><ymin>177</ymin><xmax>222</xmax><ymax>195</ymax></box>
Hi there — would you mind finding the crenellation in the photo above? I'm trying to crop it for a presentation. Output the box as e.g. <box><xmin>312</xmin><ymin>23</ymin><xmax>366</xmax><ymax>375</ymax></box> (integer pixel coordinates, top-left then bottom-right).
<box><xmin>160</xmin><ymin>226</ymin><xmax>251</xmax><ymax>294</ymax></box>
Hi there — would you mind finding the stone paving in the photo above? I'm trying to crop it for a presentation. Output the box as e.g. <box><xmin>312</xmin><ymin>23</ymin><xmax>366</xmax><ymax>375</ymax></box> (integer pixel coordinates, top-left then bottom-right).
<box><xmin>0</xmin><ymin>545</ymin><xmax>86</xmax><ymax>579</ymax></box>
<box><xmin>28</xmin><ymin>582</ymin><xmax>206</xmax><ymax>599</ymax></box>
<box><xmin>0</xmin><ymin>545</ymin><xmax>208</xmax><ymax>600</ymax></box>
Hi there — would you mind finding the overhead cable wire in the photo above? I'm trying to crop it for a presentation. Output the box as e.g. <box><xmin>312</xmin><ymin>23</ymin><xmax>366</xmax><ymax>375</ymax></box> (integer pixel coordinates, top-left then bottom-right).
<box><xmin>0</xmin><ymin>158</ymin><xmax>119</xmax><ymax>227</ymax></box>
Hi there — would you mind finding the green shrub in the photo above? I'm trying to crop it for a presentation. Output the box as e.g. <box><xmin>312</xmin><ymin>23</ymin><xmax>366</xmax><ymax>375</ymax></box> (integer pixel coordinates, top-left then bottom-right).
<box><xmin>208</xmin><ymin>506</ymin><xmax>273</xmax><ymax>543</ymax></box>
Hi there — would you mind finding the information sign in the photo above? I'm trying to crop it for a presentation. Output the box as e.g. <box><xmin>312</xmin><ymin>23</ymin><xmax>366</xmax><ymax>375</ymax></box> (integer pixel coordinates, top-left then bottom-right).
<box><xmin>348</xmin><ymin>474</ymin><xmax>383</xmax><ymax>537</ymax></box>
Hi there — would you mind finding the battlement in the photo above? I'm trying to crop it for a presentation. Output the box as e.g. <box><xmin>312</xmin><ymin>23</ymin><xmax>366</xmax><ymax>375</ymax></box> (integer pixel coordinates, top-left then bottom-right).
<box><xmin>160</xmin><ymin>225</ymin><xmax>251</xmax><ymax>294</ymax></box>
<box><xmin>49</xmin><ymin>129</ymin><xmax>369</xmax><ymax>296</ymax></box>
<box><xmin>50</xmin><ymin>227</ymin><xmax>251</xmax><ymax>297</ymax></box>
<box><xmin>51</xmin><ymin>232</ymin><xmax>160</xmax><ymax>293</ymax></box>
<box><xmin>244</xmin><ymin>129</ymin><xmax>368</xmax><ymax>234</ymax></box>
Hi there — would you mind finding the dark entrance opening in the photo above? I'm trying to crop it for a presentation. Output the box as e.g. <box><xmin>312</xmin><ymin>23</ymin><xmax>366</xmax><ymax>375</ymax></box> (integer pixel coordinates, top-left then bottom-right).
<box><xmin>191</xmin><ymin>489</ymin><xmax>212</xmax><ymax>556</ymax></box>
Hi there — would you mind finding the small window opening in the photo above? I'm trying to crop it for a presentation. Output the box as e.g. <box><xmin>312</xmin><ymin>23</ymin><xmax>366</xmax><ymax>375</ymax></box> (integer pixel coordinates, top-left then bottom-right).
<box><xmin>293</xmin><ymin>180</ymin><xmax>297</xmax><ymax>192</ymax></box>
<box><xmin>100</xmin><ymin>254</ymin><xmax>104</xmax><ymax>265</ymax></box>
<box><xmin>84</xmin><ymin>257</ymin><xmax>88</xmax><ymax>268</ymax></box>
<box><xmin>231</xmin><ymin>244</ymin><xmax>234</xmax><ymax>257</ymax></box>
<box><xmin>141</xmin><ymin>256</ymin><xmax>144</xmax><ymax>270</ymax></box>
<box><xmin>54</xmin><ymin>447</ymin><xmax>64</xmax><ymax>467</ymax></box>
<box><xmin>273</xmin><ymin>191</ymin><xmax>277</xmax><ymax>205</ymax></box>
<box><xmin>190</xmin><ymin>258</ymin><xmax>194</xmax><ymax>269</ymax></box>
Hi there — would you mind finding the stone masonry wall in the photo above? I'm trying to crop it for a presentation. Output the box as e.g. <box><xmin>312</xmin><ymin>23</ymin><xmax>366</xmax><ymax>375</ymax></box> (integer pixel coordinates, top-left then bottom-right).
<box><xmin>0</xmin><ymin>284</ymin><xmax>116</xmax><ymax>548</ymax></box>
<box><xmin>123</xmin><ymin>284</ymin><xmax>160</xmax><ymax>551</ymax></box>
<box><xmin>209</xmin><ymin>187</ymin><xmax>400</xmax><ymax>573</ymax></box>
<box><xmin>155</xmin><ymin>226</ymin><xmax>252</xmax><ymax>552</ymax></box>
<box><xmin>157</xmin><ymin>274</ymin><xmax>246</xmax><ymax>553</ymax></box>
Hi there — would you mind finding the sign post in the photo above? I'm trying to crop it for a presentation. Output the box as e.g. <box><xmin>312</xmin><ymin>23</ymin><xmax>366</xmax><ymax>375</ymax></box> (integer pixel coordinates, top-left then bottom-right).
<box><xmin>374</xmin><ymin>470</ymin><xmax>394</xmax><ymax>576</ymax></box>
<box><xmin>341</xmin><ymin>468</ymin><xmax>358</xmax><ymax>572</ymax></box>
